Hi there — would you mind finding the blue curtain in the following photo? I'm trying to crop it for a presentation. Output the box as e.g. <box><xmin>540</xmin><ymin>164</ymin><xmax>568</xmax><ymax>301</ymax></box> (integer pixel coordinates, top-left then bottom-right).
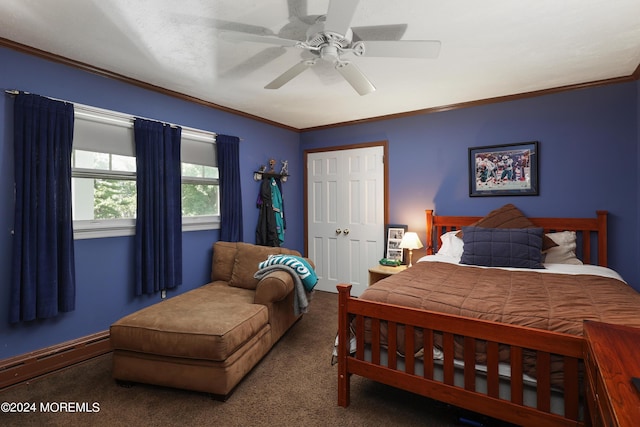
<box><xmin>134</xmin><ymin>118</ymin><xmax>182</xmax><ymax>296</ymax></box>
<box><xmin>10</xmin><ymin>93</ymin><xmax>76</xmax><ymax>322</ymax></box>
<box><xmin>217</xmin><ymin>134</ymin><xmax>243</xmax><ymax>242</ymax></box>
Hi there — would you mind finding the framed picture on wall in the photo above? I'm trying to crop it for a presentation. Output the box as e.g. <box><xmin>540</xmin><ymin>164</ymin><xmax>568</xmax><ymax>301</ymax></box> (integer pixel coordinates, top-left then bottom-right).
<box><xmin>469</xmin><ymin>141</ymin><xmax>539</xmax><ymax>197</ymax></box>
<box><xmin>385</xmin><ymin>224</ymin><xmax>407</xmax><ymax>263</ymax></box>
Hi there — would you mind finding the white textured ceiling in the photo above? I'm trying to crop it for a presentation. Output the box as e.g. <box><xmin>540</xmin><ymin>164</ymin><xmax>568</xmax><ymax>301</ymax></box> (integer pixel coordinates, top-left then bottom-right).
<box><xmin>1</xmin><ymin>0</ymin><xmax>639</xmax><ymax>130</ymax></box>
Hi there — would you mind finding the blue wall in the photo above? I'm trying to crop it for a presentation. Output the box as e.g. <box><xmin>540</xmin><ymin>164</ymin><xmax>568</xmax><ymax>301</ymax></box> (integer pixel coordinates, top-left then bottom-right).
<box><xmin>301</xmin><ymin>82</ymin><xmax>640</xmax><ymax>290</ymax></box>
<box><xmin>1</xmin><ymin>44</ymin><xmax>638</xmax><ymax>360</ymax></box>
<box><xmin>0</xmin><ymin>47</ymin><xmax>302</xmax><ymax>359</ymax></box>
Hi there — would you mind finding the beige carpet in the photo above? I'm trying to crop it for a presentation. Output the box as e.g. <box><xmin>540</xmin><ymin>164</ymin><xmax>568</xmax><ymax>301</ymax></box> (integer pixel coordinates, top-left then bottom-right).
<box><xmin>0</xmin><ymin>291</ymin><xmax>505</xmax><ymax>427</ymax></box>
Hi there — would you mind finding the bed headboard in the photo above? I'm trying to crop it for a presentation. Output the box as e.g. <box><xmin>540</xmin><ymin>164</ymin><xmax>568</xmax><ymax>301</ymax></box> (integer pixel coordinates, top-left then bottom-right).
<box><xmin>425</xmin><ymin>209</ymin><xmax>608</xmax><ymax>267</ymax></box>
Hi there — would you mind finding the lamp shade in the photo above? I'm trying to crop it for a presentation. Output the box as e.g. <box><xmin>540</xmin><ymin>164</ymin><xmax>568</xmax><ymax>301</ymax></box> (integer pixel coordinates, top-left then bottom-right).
<box><xmin>399</xmin><ymin>232</ymin><xmax>423</xmax><ymax>250</ymax></box>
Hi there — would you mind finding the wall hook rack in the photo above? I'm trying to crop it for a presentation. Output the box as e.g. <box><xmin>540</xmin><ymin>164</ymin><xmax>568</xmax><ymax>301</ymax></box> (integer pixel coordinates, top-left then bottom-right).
<box><xmin>254</xmin><ymin>158</ymin><xmax>289</xmax><ymax>182</ymax></box>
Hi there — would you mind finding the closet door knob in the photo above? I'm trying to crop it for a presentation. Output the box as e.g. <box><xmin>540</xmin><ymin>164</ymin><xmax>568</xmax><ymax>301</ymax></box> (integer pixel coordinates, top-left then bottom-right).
<box><xmin>336</xmin><ymin>228</ymin><xmax>342</xmax><ymax>235</ymax></box>
<box><xmin>343</xmin><ymin>228</ymin><xmax>350</xmax><ymax>235</ymax></box>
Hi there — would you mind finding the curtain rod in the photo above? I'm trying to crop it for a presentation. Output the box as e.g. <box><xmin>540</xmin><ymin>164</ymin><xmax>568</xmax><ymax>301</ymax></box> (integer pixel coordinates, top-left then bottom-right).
<box><xmin>4</xmin><ymin>89</ymin><xmax>246</xmax><ymax>140</ymax></box>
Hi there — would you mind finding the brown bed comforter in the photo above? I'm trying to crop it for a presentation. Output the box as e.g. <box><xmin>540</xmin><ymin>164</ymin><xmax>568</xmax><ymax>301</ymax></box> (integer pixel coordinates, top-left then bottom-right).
<box><xmin>358</xmin><ymin>260</ymin><xmax>640</xmax><ymax>384</ymax></box>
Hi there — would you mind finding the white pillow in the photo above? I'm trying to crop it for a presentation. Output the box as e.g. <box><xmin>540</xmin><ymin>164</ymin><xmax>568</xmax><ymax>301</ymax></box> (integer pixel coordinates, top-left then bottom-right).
<box><xmin>437</xmin><ymin>231</ymin><xmax>464</xmax><ymax>259</ymax></box>
<box><xmin>543</xmin><ymin>231</ymin><xmax>582</xmax><ymax>265</ymax></box>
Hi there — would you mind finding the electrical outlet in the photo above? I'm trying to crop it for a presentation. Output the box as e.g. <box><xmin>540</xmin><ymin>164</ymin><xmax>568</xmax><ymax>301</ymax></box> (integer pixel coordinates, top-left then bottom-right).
<box><xmin>161</xmin><ymin>290</ymin><xmax>167</xmax><ymax>299</ymax></box>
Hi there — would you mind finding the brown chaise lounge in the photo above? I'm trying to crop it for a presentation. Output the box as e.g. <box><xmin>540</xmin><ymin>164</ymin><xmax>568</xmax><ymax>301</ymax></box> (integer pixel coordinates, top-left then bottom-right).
<box><xmin>110</xmin><ymin>241</ymin><xmax>311</xmax><ymax>399</ymax></box>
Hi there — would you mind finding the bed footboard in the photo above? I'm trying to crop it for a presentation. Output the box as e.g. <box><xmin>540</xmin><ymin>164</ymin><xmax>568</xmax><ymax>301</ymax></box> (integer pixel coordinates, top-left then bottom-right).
<box><xmin>337</xmin><ymin>284</ymin><xmax>586</xmax><ymax>427</ymax></box>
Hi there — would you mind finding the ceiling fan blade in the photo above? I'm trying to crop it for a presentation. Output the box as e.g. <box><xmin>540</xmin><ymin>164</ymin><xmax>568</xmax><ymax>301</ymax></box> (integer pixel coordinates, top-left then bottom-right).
<box><xmin>287</xmin><ymin>0</ymin><xmax>313</xmax><ymax>24</ymax></box>
<box><xmin>324</xmin><ymin>0</ymin><xmax>360</xmax><ymax>36</ymax></box>
<box><xmin>221</xmin><ymin>47</ymin><xmax>287</xmax><ymax>79</ymax></box>
<box><xmin>265</xmin><ymin>60</ymin><xmax>315</xmax><ymax>89</ymax></box>
<box><xmin>360</xmin><ymin>40</ymin><xmax>441</xmax><ymax>58</ymax></box>
<box><xmin>351</xmin><ymin>24</ymin><xmax>408</xmax><ymax>42</ymax></box>
<box><xmin>173</xmin><ymin>14</ymin><xmax>273</xmax><ymax>36</ymax></box>
<box><xmin>335</xmin><ymin>62</ymin><xmax>375</xmax><ymax>96</ymax></box>
<box><xmin>219</xmin><ymin>31</ymin><xmax>300</xmax><ymax>47</ymax></box>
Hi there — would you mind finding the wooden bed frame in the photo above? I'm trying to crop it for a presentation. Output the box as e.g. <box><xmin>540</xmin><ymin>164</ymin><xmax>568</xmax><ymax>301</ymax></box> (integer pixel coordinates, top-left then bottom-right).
<box><xmin>337</xmin><ymin>210</ymin><xmax>608</xmax><ymax>427</ymax></box>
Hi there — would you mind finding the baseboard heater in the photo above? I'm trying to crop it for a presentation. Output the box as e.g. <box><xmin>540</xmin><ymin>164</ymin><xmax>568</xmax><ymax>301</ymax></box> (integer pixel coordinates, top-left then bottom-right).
<box><xmin>0</xmin><ymin>330</ymin><xmax>111</xmax><ymax>389</ymax></box>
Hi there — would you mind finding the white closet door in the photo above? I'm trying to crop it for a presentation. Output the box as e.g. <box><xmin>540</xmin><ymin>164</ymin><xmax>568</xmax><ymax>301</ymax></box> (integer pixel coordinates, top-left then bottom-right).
<box><xmin>307</xmin><ymin>146</ymin><xmax>384</xmax><ymax>296</ymax></box>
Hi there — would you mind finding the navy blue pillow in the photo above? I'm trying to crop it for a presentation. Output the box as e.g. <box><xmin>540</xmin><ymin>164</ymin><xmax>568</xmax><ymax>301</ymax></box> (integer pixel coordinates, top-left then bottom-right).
<box><xmin>460</xmin><ymin>226</ymin><xmax>545</xmax><ymax>269</ymax></box>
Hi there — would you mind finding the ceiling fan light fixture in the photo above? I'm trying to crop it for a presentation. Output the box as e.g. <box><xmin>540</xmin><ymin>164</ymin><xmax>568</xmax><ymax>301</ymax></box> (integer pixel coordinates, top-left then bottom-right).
<box><xmin>320</xmin><ymin>44</ymin><xmax>340</xmax><ymax>61</ymax></box>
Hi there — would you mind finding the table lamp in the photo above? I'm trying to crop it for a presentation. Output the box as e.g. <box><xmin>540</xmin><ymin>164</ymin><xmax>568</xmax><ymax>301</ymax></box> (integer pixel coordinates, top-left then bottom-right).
<box><xmin>399</xmin><ymin>232</ymin><xmax>423</xmax><ymax>267</ymax></box>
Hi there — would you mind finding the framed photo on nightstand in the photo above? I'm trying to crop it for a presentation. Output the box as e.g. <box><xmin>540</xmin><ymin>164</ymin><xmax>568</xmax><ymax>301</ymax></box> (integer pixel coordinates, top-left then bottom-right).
<box><xmin>384</xmin><ymin>224</ymin><xmax>407</xmax><ymax>263</ymax></box>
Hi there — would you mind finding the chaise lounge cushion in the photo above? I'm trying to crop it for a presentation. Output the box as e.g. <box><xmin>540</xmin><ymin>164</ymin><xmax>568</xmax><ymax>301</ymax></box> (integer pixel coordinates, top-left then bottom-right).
<box><xmin>110</xmin><ymin>284</ymin><xmax>268</xmax><ymax>361</ymax></box>
<box><xmin>229</xmin><ymin>242</ymin><xmax>299</xmax><ymax>290</ymax></box>
<box><xmin>210</xmin><ymin>241</ymin><xmax>238</xmax><ymax>283</ymax></box>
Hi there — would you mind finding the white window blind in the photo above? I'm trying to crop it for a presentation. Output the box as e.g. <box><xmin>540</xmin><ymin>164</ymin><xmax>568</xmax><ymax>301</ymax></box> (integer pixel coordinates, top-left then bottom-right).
<box><xmin>73</xmin><ymin>104</ymin><xmax>217</xmax><ymax>163</ymax></box>
<box><xmin>181</xmin><ymin>129</ymin><xmax>217</xmax><ymax>166</ymax></box>
<box><xmin>73</xmin><ymin>105</ymin><xmax>134</xmax><ymax>156</ymax></box>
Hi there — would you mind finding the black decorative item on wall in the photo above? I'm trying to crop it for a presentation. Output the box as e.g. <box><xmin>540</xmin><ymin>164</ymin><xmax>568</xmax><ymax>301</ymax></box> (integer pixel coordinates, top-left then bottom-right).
<box><xmin>469</xmin><ymin>141</ymin><xmax>539</xmax><ymax>197</ymax></box>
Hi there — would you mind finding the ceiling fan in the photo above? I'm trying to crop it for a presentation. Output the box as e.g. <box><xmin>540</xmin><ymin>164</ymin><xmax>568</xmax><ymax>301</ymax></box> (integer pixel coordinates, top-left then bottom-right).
<box><xmin>219</xmin><ymin>0</ymin><xmax>441</xmax><ymax>95</ymax></box>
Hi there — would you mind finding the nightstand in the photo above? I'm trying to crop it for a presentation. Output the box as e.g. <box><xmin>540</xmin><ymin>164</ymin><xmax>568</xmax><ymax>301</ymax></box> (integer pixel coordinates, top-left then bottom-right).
<box><xmin>368</xmin><ymin>265</ymin><xmax>408</xmax><ymax>286</ymax></box>
<box><xmin>583</xmin><ymin>321</ymin><xmax>640</xmax><ymax>427</ymax></box>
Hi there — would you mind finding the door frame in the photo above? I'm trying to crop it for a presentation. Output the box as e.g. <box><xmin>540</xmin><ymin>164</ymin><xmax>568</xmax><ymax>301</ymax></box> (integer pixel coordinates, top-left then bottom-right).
<box><xmin>303</xmin><ymin>140</ymin><xmax>389</xmax><ymax>257</ymax></box>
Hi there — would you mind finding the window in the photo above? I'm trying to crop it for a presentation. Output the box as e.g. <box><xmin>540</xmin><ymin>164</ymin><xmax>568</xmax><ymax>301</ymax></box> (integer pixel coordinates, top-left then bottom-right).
<box><xmin>179</xmin><ymin>129</ymin><xmax>220</xmax><ymax>230</ymax></box>
<box><xmin>71</xmin><ymin>104</ymin><xmax>220</xmax><ymax>239</ymax></box>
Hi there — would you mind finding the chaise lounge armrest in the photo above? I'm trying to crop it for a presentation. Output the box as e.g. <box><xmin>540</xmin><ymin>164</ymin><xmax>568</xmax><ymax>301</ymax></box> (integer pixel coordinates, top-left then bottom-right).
<box><xmin>254</xmin><ymin>270</ymin><xmax>295</xmax><ymax>305</ymax></box>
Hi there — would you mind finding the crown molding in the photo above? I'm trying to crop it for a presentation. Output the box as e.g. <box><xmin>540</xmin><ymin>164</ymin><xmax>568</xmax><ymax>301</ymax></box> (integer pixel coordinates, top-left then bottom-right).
<box><xmin>3</xmin><ymin>37</ymin><xmax>638</xmax><ymax>133</ymax></box>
